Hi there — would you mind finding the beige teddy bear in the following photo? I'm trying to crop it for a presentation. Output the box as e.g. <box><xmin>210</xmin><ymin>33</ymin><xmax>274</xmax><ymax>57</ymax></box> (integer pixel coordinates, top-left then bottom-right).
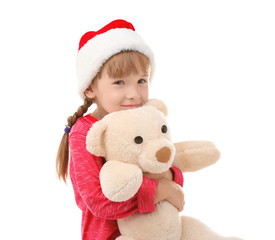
<box><xmin>86</xmin><ymin>99</ymin><xmax>242</xmax><ymax>240</ymax></box>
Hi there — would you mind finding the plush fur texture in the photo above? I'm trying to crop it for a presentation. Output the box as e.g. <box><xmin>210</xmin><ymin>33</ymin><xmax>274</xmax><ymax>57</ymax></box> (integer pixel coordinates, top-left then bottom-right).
<box><xmin>87</xmin><ymin>100</ymin><xmax>174</xmax><ymax>175</ymax></box>
<box><xmin>173</xmin><ymin>141</ymin><xmax>220</xmax><ymax>172</ymax></box>
<box><xmin>99</xmin><ymin>160</ymin><xmax>143</xmax><ymax>202</ymax></box>
<box><xmin>86</xmin><ymin>99</ymin><xmax>242</xmax><ymax>240</ymax></box>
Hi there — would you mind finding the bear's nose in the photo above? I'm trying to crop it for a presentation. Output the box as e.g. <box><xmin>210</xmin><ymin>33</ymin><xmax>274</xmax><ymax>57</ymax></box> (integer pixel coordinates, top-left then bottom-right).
<box><xmin>156</xmin><ymin>147</ymin><xmax>171</xmax><ymax>163</ymax></box>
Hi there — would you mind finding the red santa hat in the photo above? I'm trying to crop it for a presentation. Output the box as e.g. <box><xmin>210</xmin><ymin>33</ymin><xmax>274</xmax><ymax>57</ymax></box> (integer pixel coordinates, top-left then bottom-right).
<box><xmin>76</xmin><ymin>19</ymin><xmax>155</xmax><ymax>100</ymax></box>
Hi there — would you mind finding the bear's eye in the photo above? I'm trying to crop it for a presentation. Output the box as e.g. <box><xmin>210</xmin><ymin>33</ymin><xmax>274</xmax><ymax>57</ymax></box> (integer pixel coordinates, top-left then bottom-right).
<box><xmin>134</xmin><ymin>136</ymin><xmax>143</xmax><ymax>144</ymax></box>
<box><xmin>161</xmin><ymin>125</ymin><xmax>168</xmax><ymax>133</ymax></box>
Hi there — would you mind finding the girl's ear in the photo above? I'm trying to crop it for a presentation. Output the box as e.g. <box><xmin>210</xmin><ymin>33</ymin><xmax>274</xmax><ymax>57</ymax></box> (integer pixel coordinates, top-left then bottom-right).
<box><xmin>84</xmin><ymin>82</ymin><xmax>97</xmax><ymax>99</ymax></box>
<box><xmin>86</xmin><ymin>120</ymin><xmax>107</xmax><ymax>157</ymax></box>
<box><xmin>146</xmin><ymin>99</ymin><xmax>168</xmax><ymax>116</ymax></box>
<box><xmin>84</xmin><ymin>87</ymin><xmax>96</xmax><ymax>99</ymax></box>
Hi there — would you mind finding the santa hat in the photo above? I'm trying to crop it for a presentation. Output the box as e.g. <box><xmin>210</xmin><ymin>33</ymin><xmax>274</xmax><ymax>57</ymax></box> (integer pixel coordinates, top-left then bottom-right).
<box><xmin>76</xmin><ymin>19</ymin><xmax>155</xmax><ymax>100</ymax></box>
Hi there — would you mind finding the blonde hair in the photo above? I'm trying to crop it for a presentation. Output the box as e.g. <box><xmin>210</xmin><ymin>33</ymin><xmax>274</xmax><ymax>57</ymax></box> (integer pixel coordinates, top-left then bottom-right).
<box><xmin>56</xmin><ymin>50</ymin><xmax>150</xmax><ymax>182</ymax></box>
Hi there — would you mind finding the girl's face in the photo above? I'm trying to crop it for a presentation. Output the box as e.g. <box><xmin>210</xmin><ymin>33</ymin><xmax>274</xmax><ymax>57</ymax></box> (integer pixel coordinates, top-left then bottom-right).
<box><xmin>85</xmin><ymin>67</ymin><xmax>149</xmax><ymax>120</ymax></box>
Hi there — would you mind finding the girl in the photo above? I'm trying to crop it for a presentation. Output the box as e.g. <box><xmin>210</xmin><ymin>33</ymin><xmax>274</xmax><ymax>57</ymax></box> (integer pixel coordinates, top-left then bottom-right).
<box><xmin>56</xmin><ymin>19</ymin><xmax>185</xmax><ymax>240</ymax></box>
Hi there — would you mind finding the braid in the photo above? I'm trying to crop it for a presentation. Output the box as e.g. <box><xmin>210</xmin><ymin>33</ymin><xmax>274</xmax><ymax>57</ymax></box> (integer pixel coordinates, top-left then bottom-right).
<box><xmin>56</xmin><ymin>97</ymin><xmax>93</xmax><ymax>182</ymax></box>
<box><xmin>67</xmin><ymin>97</ymin><xmax>93</xmax><ymax>127</ymax></box>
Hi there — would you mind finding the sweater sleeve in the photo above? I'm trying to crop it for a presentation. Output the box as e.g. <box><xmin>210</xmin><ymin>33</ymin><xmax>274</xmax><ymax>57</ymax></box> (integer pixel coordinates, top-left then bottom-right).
<box><xmin>170</xmin><ymin>166</ymin><xmax>184</xmax><ymax>187</ymax></box>
<box><xmin>69</xmin><ymin>126</ymin><xmax>157</xmax><ymax>220</ymax></box>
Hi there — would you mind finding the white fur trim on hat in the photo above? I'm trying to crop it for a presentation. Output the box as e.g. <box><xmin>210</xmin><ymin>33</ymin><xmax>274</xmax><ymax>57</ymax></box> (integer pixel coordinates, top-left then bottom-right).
<box><xmin>76</xmin><ymin>28</ymin><xmax>155</xmax><ymax>100</ymax></box>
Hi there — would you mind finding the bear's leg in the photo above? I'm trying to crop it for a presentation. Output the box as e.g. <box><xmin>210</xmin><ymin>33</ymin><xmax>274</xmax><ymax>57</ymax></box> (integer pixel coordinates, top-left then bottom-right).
<box><xmin>180</xmin><ymin>216</ymin><xmax>243</xmax><ymax>240</ymax></box>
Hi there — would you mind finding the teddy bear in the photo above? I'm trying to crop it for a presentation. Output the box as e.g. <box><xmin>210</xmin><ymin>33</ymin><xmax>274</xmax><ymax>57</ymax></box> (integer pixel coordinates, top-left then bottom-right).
<box><xmin>86</xmin><ymin>99</ymin><xmax>242</xmax><ymax>240</ymax></box>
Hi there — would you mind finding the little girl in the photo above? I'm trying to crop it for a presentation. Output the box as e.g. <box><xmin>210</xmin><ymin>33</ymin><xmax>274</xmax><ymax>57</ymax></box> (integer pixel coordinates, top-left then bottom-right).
<box><xmin>56</xmin><ymin>19</ymin><xmax>185</xmax><ymax>240</ymax></box>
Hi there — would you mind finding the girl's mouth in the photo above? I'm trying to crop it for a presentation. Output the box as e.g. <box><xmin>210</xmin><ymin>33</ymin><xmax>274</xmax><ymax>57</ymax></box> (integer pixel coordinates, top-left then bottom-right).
<box><xmin>121</xmin><ymin>104</ymin><xmax>141</xmax><ymax>109</ymax></box>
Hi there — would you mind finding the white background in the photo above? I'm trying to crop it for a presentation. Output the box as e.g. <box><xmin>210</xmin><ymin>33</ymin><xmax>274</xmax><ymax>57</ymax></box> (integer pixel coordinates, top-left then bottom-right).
<box><xmin>1</xmin><ymin>0</ymin><xmax>274</xmax><ymax>239</ymax></box>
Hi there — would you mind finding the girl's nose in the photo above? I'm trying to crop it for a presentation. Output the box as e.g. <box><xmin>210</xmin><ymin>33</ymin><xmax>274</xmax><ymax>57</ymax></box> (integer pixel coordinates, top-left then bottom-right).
<box><xmin>126</xmin><ymin>86</ymin><xmax>140</xmax><ymax>99</ymax></box>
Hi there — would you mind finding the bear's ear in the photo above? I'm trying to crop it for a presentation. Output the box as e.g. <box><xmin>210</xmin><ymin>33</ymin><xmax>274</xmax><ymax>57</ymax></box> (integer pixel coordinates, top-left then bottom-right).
<box><xmin>146</xmin><ymin>99</ymin><xmax>168</xmax><ymax>116</ymax></box>
<box><xmin>86</xmin><ymin>120</ymin><xmax>107</xmax><ymax>157</ymax></box>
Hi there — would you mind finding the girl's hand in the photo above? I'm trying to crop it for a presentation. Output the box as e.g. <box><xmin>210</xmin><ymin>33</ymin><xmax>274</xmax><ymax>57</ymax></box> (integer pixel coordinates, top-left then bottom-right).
<box><xmin>154</xmin><ymin>178</ymin><xmax>185</xmax><ymax>212</ymax></box>
<box><xmin>166</xmin><ymin>180</ymin><xmax>185</xmax><ymax>212</ymax></box>
<box><xmin>143</xmin><ymin>169</ymin><xmax>173</xmax><ymax>181</ymax></box>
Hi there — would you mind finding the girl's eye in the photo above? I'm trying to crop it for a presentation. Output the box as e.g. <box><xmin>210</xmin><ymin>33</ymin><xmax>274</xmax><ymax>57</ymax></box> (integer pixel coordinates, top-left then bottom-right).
<box><xmin>138</xmin><ymin>79</ymin><xmax>147</xmax><ymax>84</ymax></box>
<box><xmin>114</xmin><ymin>80</ymin><xmax>124</xmax><ymax>85</ymax></box>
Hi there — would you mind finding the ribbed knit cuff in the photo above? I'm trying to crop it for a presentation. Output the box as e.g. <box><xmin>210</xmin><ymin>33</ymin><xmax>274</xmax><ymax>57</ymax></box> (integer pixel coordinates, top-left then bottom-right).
<box><xmin>170</xmin><ymin>166</ymin><xmax>184</xmax><ymax>187</ymax></box>
<box><xmin>137</xmin><ymin>176</ymin><xmax>157</xmax><ymax>214</ymax></box>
